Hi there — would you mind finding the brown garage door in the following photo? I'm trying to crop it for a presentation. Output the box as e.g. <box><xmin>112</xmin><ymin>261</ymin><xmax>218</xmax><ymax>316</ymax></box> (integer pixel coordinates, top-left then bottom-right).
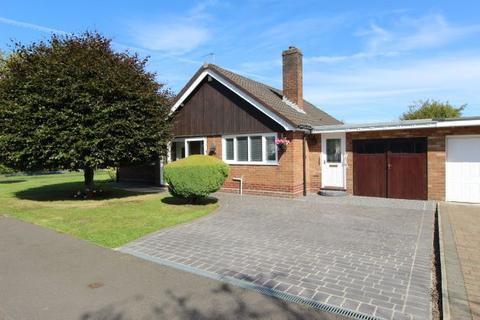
<box><xmin>353</xmin><ymin>138</ymin><xmax>427</xmax><ymax>200</ymax></box>
<box><xmin>353</xmin><ymin>140</ymin><xmax>387</xmax><ymax>197</ymax></box>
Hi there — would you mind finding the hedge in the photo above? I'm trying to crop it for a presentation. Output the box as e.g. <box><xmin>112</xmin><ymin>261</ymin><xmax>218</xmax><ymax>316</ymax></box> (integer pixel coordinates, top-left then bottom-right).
<box><xmin>164</xmin><ymin>155</ymin><xmax>229</xmax><ymax>202</ymax></box>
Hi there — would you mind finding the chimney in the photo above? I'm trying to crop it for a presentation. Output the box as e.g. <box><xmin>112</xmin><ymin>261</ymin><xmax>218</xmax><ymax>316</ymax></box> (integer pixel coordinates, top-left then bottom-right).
<box><xmin>282</xmin><ymin>46</ymin><xmax>303</xmax><ymax>109</ymax></box>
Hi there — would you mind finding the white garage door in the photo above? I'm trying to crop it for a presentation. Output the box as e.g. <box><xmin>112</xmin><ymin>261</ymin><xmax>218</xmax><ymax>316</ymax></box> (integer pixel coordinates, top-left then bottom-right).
<box><xmin>446</xmin><ymin>136</ymin><xmax>480</xmax><ymax>203</ymax></box>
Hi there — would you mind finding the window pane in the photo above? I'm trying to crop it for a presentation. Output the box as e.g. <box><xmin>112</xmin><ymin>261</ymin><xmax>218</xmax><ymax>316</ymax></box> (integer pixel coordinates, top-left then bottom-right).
<box><xmin>225</xmin><ymin>138</ymin><xmax>234</xmax><ymax>160</ymax></box>
<box><xmin>170</xmin><ymin>142</ymin><xmax>177</xmax><ymax>161</ymax></box>
<box><xmin>237</xmin><ymin>137</ymin><xmax>248</xmax><ymax>161</ymax></box>
<box><xmin>353</xmin><ymin>140</ymin><xmax>385</xmax><ymax>154</ymax></box>
<box><xmin>266</xmin><ymin>136</ymin><xmax>276</xmax><ymax>161</ymax></box>
<box><xmin>250</xmin><ymin>136</ymin><xmax>262</xmax><ymax>161</ymax></box>
<box><xmin>390</xmin><ymin>138</ymin><xmax>426</xmax><ymax>153</ymax></box>
<box><xmin>174</xmin><ymin>142</ymin><xmax>185</xmax><ymax>159</ymax></box>
<box><xmin>327</xmin><ymin>139</ymin><xmax>341</xmax><ymax>163</ymax></box>
<box><xmin>188</xmin><ymin>141</ymin><xmax>204</xmax><ymax>155</ymax></box>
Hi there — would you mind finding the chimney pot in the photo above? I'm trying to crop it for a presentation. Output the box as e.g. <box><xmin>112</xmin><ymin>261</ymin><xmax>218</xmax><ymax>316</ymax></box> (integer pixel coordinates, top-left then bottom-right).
<box><xmin>282</xmin><ymin>46</ymin><xmax>303</xmax><ymax>109</ymax></box>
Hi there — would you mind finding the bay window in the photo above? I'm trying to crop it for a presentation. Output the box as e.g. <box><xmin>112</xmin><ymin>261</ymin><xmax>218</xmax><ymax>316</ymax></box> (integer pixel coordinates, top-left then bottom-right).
<box><xmin>222</xmin><ymin>133</ymin><xmax>278</xmax><ymax>165</ymax></box>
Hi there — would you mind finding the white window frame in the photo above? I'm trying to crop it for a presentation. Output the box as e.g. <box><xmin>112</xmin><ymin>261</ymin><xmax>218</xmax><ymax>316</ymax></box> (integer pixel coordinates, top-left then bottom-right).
<box><xmin>222</xmin><ymin>133</ymin><xmax>278</xmax><ymax>165</ymax></box>
<box><xmin>170</xmin><ymin>137</ymin><xmax>207</xmax><ymax>161</ymax></box>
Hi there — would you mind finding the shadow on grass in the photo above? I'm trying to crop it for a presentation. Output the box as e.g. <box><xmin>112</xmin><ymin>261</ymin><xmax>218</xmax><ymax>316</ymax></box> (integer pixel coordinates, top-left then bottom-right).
<box><xmin>161</xmin><ymin>196</ymin><xmax>218</xmax><ymax>206</ymax></box>
<box><xmin>15</xmin><ymin>181</ymin><xmax>142</xmax><ymax>201</ymax></box>
<box><xmin>0</xmin><ymin>179</ymin><xmax>25</xmax><ymax>184</ymax></box>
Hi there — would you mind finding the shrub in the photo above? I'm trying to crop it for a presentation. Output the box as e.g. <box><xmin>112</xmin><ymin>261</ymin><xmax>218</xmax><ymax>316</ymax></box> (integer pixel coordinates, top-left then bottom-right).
<box><xmin>164</xmin><ymin>155</ymin><xmax>229</xmax><ymax>202</ymax></box>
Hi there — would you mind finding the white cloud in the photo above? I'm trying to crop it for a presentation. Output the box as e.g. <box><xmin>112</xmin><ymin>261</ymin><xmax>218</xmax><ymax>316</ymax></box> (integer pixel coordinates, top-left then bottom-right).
<box><xmin>305</xmin><ymin>52</ymin><xmax>389</xmax><ymax>64</ymax></box>
<box><xmin>0</xmin><ymin>16</ymin><xmax>66</xmax><ymax>34</ymax></box>
<box><xmin>304</xmin><ymin>14</ymin><xmax>480</xmax><ymax>66</ymax></box>
<box><xmin>128</xmin><ymin>1</ymin><xmax>215</xmax><ymax>55</ymax></box>
<box><xmin>303</xmin><ymin>54</ymin><xmax>480</xmax><ymax>121</ymax></box>
<box><xmin>131</xmin><ymin>24</ymin><xmax>210</xmax><ymax>54</ymax></box>
<box><xmin>360</xmin><ymin>14</ymin><xmax>480</xmax><ymax>55</ymax></box>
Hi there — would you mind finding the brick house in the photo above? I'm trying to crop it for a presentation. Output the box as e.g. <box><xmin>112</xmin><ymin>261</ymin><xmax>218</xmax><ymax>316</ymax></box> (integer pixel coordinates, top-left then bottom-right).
<box><xmin>119</xmin><ymin>47</ymin><xmax>480</xmax><ymax>203</ymax></box>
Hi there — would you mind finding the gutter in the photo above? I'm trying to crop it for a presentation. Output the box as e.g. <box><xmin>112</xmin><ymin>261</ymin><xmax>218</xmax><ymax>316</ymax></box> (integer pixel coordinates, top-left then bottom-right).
<box><xmin>297</xmin><ymin>124</ymin><xmax>313</xmax><ymax>196</ymax></box>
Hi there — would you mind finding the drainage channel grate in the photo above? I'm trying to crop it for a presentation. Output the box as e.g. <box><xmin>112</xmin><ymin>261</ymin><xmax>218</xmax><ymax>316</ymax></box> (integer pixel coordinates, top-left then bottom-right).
<box><xmin>243</xmin><ymin>283</ymin><xmax>379</xmax><ymax>320</ymax></box>
<box><xmin>120</xmin><ymin>248</ymin><xmax>381</xmax><ymax>320</ymax></box>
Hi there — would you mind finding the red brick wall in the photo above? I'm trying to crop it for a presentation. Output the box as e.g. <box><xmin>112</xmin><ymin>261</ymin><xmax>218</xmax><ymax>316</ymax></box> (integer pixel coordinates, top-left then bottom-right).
<box><xmin>119</xmin><ymin>125</ymin><xmax>480</xmax><ymax>199</ymax></box>
<box><xmin>345</xmin><ymin>126</ymin><xmax>480</xmax><ymax>200</ymax></box>
<box><xmin>306</xmin><ymin>134</ymin><xmax>321</xmax><ymax>192</ymax></box>
<box><xmin>207</xmin><ymin>132</ymin><xmax>305</xmax><ymax>197</ymax></box>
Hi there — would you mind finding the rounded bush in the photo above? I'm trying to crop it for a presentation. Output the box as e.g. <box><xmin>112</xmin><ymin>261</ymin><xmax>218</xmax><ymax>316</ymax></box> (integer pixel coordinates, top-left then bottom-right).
<box><xmin>164</xmin><ymin>155</ymin><xmax>229</xmax><ymax>202</ymax></box>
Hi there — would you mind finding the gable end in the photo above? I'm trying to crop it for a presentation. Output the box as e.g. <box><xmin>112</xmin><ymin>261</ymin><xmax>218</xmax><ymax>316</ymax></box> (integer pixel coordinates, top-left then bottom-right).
<box><xmin>172</xmin><ymin>69</ymin><xmax>295</xmax><ymax>131</ymax></box>
<box><xmin>172</xmin><ymin>77</ymin><xmax>285</xmax><ymax>137</ymax></box>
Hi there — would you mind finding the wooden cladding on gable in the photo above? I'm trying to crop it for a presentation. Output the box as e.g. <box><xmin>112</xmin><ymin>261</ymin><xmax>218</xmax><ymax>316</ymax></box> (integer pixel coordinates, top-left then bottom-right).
<box><xmin>172</xmin><ymin>78</ymin><xmax>284</xmax><ymax>137</ymax></box>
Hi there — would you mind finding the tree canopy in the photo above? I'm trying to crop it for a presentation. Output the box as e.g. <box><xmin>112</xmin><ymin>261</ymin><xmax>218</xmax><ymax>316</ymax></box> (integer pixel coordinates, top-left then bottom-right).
<box><xmin>400</xmin><ymin>99</ymin><xmax>466</xmax><ymax>120</ymax></box>
<box><xmin>0</xmin><ymin>32</ymin><xmax>172</xmax><ymax>188</ymax></box>
<box><xmin>0</xmin><ymin>50</ymin><xmax>6</xmax><ymax>73</ymax></box>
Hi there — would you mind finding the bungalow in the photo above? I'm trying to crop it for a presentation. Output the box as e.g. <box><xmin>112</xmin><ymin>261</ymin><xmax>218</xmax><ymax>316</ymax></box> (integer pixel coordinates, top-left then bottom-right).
<box><xmin>119</xmin><ymin>47</ymin><xmax>480</xmax><ymax>203</ymax></box>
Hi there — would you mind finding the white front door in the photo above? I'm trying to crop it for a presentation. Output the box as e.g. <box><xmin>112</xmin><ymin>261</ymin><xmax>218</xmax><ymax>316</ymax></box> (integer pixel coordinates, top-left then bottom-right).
<box><xmin>446</xmin><ymin>135</ymin><xmax>480</xmax><ymax>203</ymax></box>
<box><xmin>321</xmin><ymin>133</ymin><xmax>346</xmax><ymax>189</ymax></box>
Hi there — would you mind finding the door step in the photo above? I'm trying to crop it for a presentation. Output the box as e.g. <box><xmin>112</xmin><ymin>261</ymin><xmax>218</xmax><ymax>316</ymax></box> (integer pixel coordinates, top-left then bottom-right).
<box><xmin>319</xmin><ymin>189</ymin><xmax>348</xmax><ymax>197</ymax></box>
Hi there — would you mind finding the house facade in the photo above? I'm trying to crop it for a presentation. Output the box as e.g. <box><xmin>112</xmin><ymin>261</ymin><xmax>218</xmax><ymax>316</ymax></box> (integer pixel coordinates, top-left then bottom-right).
<box><xmin>119</xmin><ymin>47</ymin><xmax>480</xmax><ymax>203</ymax></box>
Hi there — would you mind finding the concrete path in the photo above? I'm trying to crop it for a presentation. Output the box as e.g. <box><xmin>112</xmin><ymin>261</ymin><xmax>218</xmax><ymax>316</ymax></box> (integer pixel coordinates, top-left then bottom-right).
<box><xmin>440</xmin><ymin>202</ymin><xmax>480</xmax><ymax>320</ymax></box>
<box><xmin>121</xmin><ymin>193</ymin><xmax>435</xmax><ymax>320</ymax></box>
<box><xmin>0</xmin><ymin>216</ymin><xmax>344</xmax><ymax>320</ymax></box>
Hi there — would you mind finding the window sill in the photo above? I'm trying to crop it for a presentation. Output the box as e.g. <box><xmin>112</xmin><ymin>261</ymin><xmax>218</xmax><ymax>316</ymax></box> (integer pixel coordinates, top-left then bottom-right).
<box><xmin>224</xmin><ymin>161</ymin><xmax>279</xmax><ymax>166</ymax></box>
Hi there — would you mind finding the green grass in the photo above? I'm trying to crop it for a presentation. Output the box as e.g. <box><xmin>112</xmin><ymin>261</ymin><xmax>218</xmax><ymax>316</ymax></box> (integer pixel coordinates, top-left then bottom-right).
<box><xmin>0</xmin><ymin>171</ymin><xmax>218</xmax><ymax>248</ymax></box>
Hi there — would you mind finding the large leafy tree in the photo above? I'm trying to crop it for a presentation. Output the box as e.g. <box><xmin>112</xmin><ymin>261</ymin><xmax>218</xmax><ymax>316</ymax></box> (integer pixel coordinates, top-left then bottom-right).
<box><xmin>0</xmin><ymin>50</ymin><xmax>6</xmax><ymax>73</ymax></box>
<box><xmin>400</xmin><ymin>99</ymin><xmax>466</xmax><ymax>120</ymax></box>
<box><xmin>0</xmin><ymin>32</ymin><xmax>172</xmax><ymax>189</ymax></box>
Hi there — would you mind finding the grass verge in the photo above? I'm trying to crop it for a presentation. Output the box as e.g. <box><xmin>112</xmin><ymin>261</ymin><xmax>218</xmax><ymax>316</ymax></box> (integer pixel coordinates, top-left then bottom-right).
<box><xmin>0</xmin><ymin>171</ymin><xmax>217</xmax><ymax>248</ymax></box>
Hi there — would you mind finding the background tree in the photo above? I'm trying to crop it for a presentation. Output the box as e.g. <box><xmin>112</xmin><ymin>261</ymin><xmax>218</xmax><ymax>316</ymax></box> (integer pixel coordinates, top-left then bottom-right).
<box><xmin>0</xmin><ymin>50</ymin><xmax>16</xmax><ymax>174</ymax></box>
<box><xmin>0</xmin><ymin>32</ymin><xmax>172</xmax><ymax>190</ymax></box>
<box><xmin>400</xmin><ymin>99</ymin><xmax>466</xmax><ymax>120</ymax></box>
<box><xmin>0</xmin><ymin>50</ymin><xmax>6</xmax><ymax>73</ymax></box>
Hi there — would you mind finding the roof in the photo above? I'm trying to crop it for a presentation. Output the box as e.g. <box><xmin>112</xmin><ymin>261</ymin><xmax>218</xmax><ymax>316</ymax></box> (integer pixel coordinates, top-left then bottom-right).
<box><xmin>172</xmin><ymin>64</ymin><xmax>341</xmax><ymax>129</ymax></box>
<box><xmin>311</xmin><ymin>116</ymin><xmax>480</xmax><ymax>133</ymax></box>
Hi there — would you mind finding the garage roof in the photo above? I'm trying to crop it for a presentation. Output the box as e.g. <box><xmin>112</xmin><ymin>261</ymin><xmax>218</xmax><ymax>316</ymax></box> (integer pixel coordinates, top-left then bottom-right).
<box><xmin>311</xmin><ymin>116</ymin><xmax>480</xmax><ymax>133</ymax></box>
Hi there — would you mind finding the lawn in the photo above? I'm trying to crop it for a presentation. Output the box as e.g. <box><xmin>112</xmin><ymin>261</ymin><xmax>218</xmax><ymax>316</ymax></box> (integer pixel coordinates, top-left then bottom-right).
<box><xmin>0</xmin><ymin>171</ymin><xmax>218</xmax><ymax>248</ymax></box>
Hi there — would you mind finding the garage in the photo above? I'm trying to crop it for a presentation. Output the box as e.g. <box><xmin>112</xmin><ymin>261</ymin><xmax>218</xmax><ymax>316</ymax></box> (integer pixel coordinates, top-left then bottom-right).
<box><xmin>353</xmin><ymin>138</ymin><xmax>427</xmax><ymax>200</ymax></box>
<box><xmin>446</xmin><ymin>136</ymin><xmax>480</xmax><ymax>203</ymax></box>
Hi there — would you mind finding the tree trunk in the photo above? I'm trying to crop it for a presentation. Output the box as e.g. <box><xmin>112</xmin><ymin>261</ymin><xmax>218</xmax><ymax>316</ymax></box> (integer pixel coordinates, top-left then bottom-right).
<box><xmin>84</xmin><ymin>167</ymin><xmax>94</xmax><ymax>190</ymax></box>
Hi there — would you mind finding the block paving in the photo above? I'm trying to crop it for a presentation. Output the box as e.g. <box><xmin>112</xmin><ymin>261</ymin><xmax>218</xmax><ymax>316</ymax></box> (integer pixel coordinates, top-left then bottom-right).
<box><xmin>441</xmin><ymin>202</ymin><xmax>480</xmax><ymax>319</ymax></box>
<box><xmin>121</xmin><ymin>194</ymin><xmax>435</xmax><ymax>320</ymax></box>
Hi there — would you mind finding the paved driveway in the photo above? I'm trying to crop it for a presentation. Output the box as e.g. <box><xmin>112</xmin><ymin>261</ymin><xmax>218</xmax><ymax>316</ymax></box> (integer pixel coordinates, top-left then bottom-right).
<box><xmin>440</xmin><ymin>202</ymin><xmax>480</xmax><ymax>320</ymax></box>
<box><xmin>121</xmin><ymin>194</ymin><xmax>435</xmax><ymax>320</ymax></box>
<box><xmin>0</xmin><ymin>216</ymin><xmax>341</xmax><ymax>320</ymax></box>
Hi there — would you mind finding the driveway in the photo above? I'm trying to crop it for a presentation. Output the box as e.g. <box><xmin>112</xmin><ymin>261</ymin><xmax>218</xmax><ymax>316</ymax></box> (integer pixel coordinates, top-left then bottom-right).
<box><xmin>0</xmin><ymin>216</ymin><xmax>344</xmax><ymax>320</ymax></box>
<box><xmin>439</xmin><ymin>202</ymin><xmax>480</xmax><ymax>319</ymax></box>
<box><xmin>121</xmin><ymin>193</ymin><xmax>435</xmax><ymax>320</ymax></box>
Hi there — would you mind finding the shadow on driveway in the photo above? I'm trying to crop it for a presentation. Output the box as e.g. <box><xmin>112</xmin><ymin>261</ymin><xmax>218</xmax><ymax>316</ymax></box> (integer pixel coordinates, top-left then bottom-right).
<box><xmin>0</xmin><ymin>217</ymin><xmax>344</xmax><ymax>320</ymax></box>
<box><xmin>81</xmin><ymin>282</ymin><xmax>335</xmax><ymax>320</ymax></box>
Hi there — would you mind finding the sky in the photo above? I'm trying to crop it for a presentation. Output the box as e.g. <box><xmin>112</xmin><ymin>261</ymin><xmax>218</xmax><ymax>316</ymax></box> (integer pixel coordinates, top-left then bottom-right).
<box><xmin>1</xmin><ymin>0</ymin><xmax>479</xmax><ymax>122</ymax></box>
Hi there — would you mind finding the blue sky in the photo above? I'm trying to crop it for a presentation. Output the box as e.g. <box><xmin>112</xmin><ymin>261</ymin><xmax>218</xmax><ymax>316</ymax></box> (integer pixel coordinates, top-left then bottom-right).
<box><xmin>1</xmin><ymin>0</ymin><xmax>479</xmax><ymax>122</ymax></box>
